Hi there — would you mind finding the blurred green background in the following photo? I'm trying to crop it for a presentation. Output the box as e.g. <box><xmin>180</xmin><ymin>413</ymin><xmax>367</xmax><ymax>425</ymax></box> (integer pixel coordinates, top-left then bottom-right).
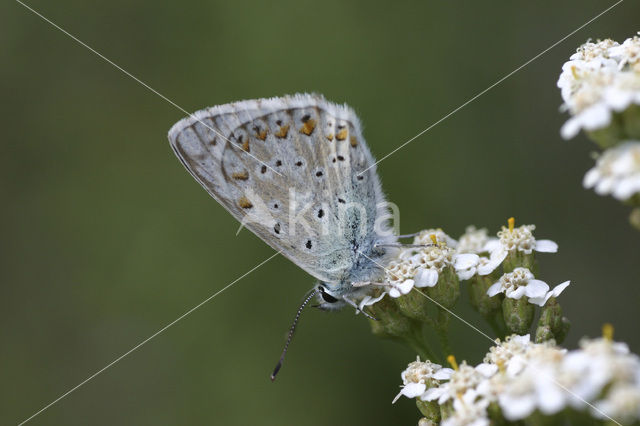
<box><xmin>2</xmin><ymin>0</ymin><xmax>639</xmax><ymax>424</ymax></box>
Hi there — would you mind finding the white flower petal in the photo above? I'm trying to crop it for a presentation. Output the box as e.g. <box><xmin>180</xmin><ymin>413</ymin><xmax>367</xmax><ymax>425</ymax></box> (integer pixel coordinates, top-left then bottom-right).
<box><xmin>490</xmin><ymin>246</ymin><xmax>508</xmax><ymax>264</ymax></box>
<box><xmin>433</xmin><ymin>368</ymin><xmax>454</xmax><ymax>380</ymax></box>
<box><xmin>548</xmin><ymin>280</ymin><xmax>571</xmax><ymax>298</ymax></box>
<box><xmin>477</xmin><ymin>257</ymin><xmax>501</xmax><ymax>276</ymax></box>
<box><xmin>561</xmin><ymin>116</ymin><xmax>581</xmax><ymax>139</ymax></box>
<box><xmin>483</xmin><ymin>239</ymin><xmax>500</xmax><ymax>253</ymax></box>
<box><xmin>486</xmin><ymin>282</ymin><xmax>502</xmax><ymax>297</ymax></box>
<box><xmin>475</xmin><ymin>363</ymin><xmax>498</xmax><ymax>377</ymax></box>
<box><xmin>499</xmin><ymin>393</ymin><xmax>537</xmax><ymax>420</ymax></box>
<box><xmin>583</xmin><ymin>168</ymin><xmax>601</xmax><ymax>188</ymax></box>
<box><xmin>535</xmin><ymin>239</ymin><xmax>558</xmax><ymax>253</ymax></box>
<box><xmin>422</xmin><ymin>387</ymin><xmax>445</xmax><ymax>402</ymax></box>
<box><xmin>401</xmin><ymin>382</ymin><xmax>427</xmax><ymax>399</ymax></box>
<box><xmin>456</xmin><ymin>267</ymin><xmax>476</xmax><ymax>281</ymax></box>
<box><xmin>453</xmin><ymin>253</ymin><xmax>480</xmax><ymax>270</ymax></box>
<box><xmin>398</xmin><ymin>279</ymin><xmax>415</xmax><ymax>295</ymax></box>
<box><xmin>506</xmin><ymin>286</ymin><xmax>526</xmax><ymax>299</ymax></box>
<box><xmin>537</xmin><ymin>381</ymin><xmax>566</xmax><ymax>414</ymax></box>
<box><xmin>389</xmin><ymin>287</ymin><xmax>401</xmax><ymax>298</ymax></box>
<box><xmin>528</xmin><ymin>294</ymin><xmax>550</xmax><ymax>307</ymax></box>
<box><xmin>582</xmin><ymin>103</ymin><xmax>613</xmax><ymax>132</ymax></box>
<box><xmin>524</xmin><ymin>279</ymin><xmax>550</xmax><ymax>298</ymax></box>
<box><xmin>415</xmin><ymin>268</ymin><xmax>439</xmax><ymax>288</ymax></box>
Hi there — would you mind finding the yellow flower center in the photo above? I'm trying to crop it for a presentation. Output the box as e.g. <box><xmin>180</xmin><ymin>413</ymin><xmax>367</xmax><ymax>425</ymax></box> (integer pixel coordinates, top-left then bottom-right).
<box><xmin>447</xmin><ymin>354</ymin><xmax>459</xmax><ymax>371</ymax></box>
<box><xmin>508</xmin><ymin>217</ymin><xmax>515</xmax><ymax>232</ymax></box>
<box><xmin>602</xmin><ymin>323</ymin><xmax>614</xmax><ymax>342</ymax></box>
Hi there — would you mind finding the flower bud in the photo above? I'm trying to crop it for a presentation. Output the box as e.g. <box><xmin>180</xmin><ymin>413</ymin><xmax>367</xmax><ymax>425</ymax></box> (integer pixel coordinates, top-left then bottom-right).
<box><xmin>395</xmin><ymin>290</ymin><xmax>436</xmax><ymax>324</ymax></box>
<box><xmin>416</xmin><ymin>399</ymin><xmax>441</xmax><ymax>423</ymax></box>
<box><xmin>367</xmin><ymin>295</ymin><xmax>419</xmax><ymax>340</ymax></box>
<box><xmin>502</xmin><ymin>297</ymin><xmax>534</xmax><ymax>335</ymax></box>
<box><xmin>424</xmin><ymin>266</ymin><xmax>460</xmax><ymax>309</ymax></box>
<box><xmin>469</xmin><ymin>275</ymin><xmax>502</xmax><ymax>317</ymax></box>
<box><xmin>535</xmin><ymin>298</ymin><xmax>570</xmax><ymax>343</ymax></box>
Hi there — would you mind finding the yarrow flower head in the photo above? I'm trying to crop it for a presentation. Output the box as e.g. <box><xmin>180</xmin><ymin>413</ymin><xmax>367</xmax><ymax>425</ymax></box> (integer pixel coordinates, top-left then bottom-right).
<box><xmin>423</xmin><ymin>358</ymin><xmax>497</xmax><ymax>405</ymax></box>
<box><xmin>413</xmin><ymin>228</ymin><xmax>459</xmax><ymax>249</ymax></box>
<box><xmin>455</xmin><ymin>226</ymin><xmax>494</xmax><ymax>255</ymax></box>
<box><xmin>583</xmin><ymin>141</ymin><xmax>640</xmax><ymax>200</ymax></box>
<box><xmin>394</xmin><ymin>326</ymin><xmax>640</xmax><ymax>425</ymax></box>
<box><xmin>557</xmin><ymin>35</ymin><xmax>640</xmax><ymax>139</ymax></box>
<box><xmin>484</xmin><ymin>218</ymin><xmax>558</xmax><ymax>267</ymax></box>
<box><xmin>441</xmin><ymin>389</ymin><xmax>490</xmax><ymax>426</ymax></box>
<box><xmin>382</xmin><ymin>230</ymin><xmax>480</xmax><ymax>298</ymax></box>
<box><xmin>455</xmin><ymin>226</ymin><xmax>502</xmax><ymax>278</ymax></box>
<box><xmin>393</xmin><ymin>357</ymin><xmax>453</xmax><ymax>403</ymax></box>
<box><xmin>486</xmin><ymin>267</ymin><xmax>570</xmax><ymax>307</ymax></box>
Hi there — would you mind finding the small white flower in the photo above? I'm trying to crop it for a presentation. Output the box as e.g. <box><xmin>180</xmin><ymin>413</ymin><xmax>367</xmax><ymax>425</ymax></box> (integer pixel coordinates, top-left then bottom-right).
<box><xmin>413</xmin><ymin>228</ymin><xmax>458</xmax><ymax>248</ymax></box>
<box><xmin>593</xmin><ymin>383</ymin><xmax>640</xmax><ymax>423</ymax></box>
<box><xmin>479</xmin><ymin>256</ymin><xmax>503</xmax><ymax>276</ymax></box>
<box><xmin>385</xmin><ymin>259</ymin><xmax>419</xmax><ymax>298</ymax></box>
<box><xmin>583</xmin><ymin>141</ymin><xmax>640</xmax><ymax>201</ymax></box>
<box><xmin>422</xmin><ymin>330</ymin><xmax>640</xmax><ymax>424</ymax></box>
<box><xmin>484</xmin><ymin>334</ymin><xmax>533</xmax><ymax>375</ymax></box>
<box><xmin>423</xmin><ymin>362</ymin><xmax>497</xmax><ymax>404</ymax></box>
<box><xmin>528</xmin><ymin>280</ymin><xmax>571</xmax><ymax>307</ymax></box>
<box><xmin>562</xmin><ymin>336</ymin><xmax>640</xmax><ymax>403</ymax></box>
<box><xmin>441</xmin><ymin>389</ymin><xmax>490</xmax><ymax>426</ymax></box>
<box><xmin>495</xmin><ymin>344</ymin><xmax>570</xmax><ymax>420</ymax></box>
<box><xmin>456</xmin><ymin>226</ymin><xmax>495</xmax><ymax>255</ymax></box>
<box><xmin>486</xmin><ymin>268</ymin><xmax>552</xmax><ymax>305</ymax></box>
<box><xmin>557</xmin><ymin>36</ymin><xmax>640</xmax><ymax>139</ymax></box>
<box><xmin>411</xmin><ymin>245</ymin><xmax>479</xmax><ymax>284</ymax></box>
<box><xmin>393</xmin><ymin>357</ymin><xmax>453</xmax><ymax>403</ymax></box>
<box><xmin>485</xmin><ymin>223</ymin><xmax>558</xmax><ymax>266</ymax></box>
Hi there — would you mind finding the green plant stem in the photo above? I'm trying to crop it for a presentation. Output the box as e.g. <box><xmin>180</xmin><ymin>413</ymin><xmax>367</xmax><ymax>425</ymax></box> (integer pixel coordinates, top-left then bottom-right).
<box><xmin>436</xmin><ymin>308</ymin><xmax>452</xmax><ymax>357</ymax></box>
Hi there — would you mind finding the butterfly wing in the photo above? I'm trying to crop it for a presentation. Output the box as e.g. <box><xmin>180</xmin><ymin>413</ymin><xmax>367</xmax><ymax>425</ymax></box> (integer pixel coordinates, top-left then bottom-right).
<box><xmin>168</xmin><ymin>93</ymin><xmax>391</xmax><ymax>283</ymax></box>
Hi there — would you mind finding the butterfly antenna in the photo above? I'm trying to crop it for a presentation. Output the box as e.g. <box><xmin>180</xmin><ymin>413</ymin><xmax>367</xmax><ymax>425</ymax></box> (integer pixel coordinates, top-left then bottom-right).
<box><xmin>271</xmin><ymin>287</ymin><xmax>320</xmax><ymax>382</ymax></box>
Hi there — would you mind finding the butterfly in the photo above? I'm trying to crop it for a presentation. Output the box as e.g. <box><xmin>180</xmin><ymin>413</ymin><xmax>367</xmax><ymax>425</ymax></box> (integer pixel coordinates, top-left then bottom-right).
<box><xmin>168</xmin><ymin>93</ymin><xmax>398</xmax><ymax>378</ymax></box>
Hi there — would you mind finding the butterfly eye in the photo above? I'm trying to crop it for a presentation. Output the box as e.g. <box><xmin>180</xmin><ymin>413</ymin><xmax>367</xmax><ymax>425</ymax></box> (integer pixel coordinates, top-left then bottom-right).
<box><xmin>319</xmin><ymin>287</ymin><xmax>339</xmax><ymax>303</ymax></box>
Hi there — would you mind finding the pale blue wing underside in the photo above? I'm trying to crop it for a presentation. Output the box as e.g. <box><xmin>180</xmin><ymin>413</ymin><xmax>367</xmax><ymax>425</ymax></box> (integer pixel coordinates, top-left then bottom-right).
<box><xmin>168</xmin><ymin>94</ymin><xmax>390</xmax><ymax>283</ymax></box>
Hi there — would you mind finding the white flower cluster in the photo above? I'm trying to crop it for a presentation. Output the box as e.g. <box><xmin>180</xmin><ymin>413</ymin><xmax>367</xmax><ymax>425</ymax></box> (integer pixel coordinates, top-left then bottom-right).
<box><xmin>557</xmin><ymin>35</ymin><xmax>640</xmax><ymax>139</ymax></box>
<box><xmin>377</xmin><ymin>228</ymin><xmax>482</xmax><ymax>299</ymax></box>
<box><xmin>396</xmin><ymin>333</ymin><xmax>640</xmax><ymax>425</ymax></box>
<box><xmin>377</xmin><ymin>221</ymin><xmax>563</xmax><ymax>306</ymax></box>
<box><xmin>583</xmin><ymin>141</ymin><xmax>640</xmax><ymax>201</ymax></box>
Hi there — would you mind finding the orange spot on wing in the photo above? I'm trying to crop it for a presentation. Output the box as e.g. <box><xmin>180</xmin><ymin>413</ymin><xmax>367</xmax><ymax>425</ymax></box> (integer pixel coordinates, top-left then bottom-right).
<box><xmin>255</xmin><ymin>128</ymin><xmax>267</xmax><ymax>141</ymax></box>
<box><xmin>232</xmin><ymin>171</ymin><xmax>249</xmax><ymax>180</ymax></box>
<box><xmin>350</xmin><ymin>136</ymin><xmax>358</xmax><ymax>147</ymax></box>
<box><xmin>326</xmin><ymin>133</ymin><xmax>334</xmax><ymax>141</ymax></box>
<box><xmin>242</xmin><ymin>139</ymin><xmax>250</xmax><ymax>152</ymax></box>
<box><xmin>274</xmin><ymin>125</ymin><xmax>290</xmax><ymax>138</ymax></box>
<box><xmin>300</xmin><ymin>119</ymin><xmax>317</xmax><ymax>136</ymax></box>
<box><xmin>238</xmin><ymin>196</ymin><xmax>253</xmax><ymax>209</ymax></box>
<box><xmin>336</xmin><ymin>128</ymin><xmax>347</xmax><ymax>141</ymax></box>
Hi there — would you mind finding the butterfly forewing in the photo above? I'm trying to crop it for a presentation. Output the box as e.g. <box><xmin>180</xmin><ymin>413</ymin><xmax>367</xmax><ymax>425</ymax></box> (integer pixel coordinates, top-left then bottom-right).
<box><xmin>168</xmin><ymin>94</ymin><xmax>386</xmax><ymax>283</ymax></box>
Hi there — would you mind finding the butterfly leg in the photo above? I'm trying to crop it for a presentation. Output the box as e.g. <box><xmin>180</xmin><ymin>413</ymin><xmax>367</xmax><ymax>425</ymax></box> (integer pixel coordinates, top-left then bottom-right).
<box><xmin>342</xmin><ymin>297</ymin><xmax>378</xmax><ymax>321</ymax></box>
<box><xmin>396</xmin><ymin>232</ymin><xmax>421</xmax><ymax>239</ymax></box>
<box><xmin>373</xmin><ymin>243</ymin><xmax>435</xmax><ymax>249</ymax></box>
